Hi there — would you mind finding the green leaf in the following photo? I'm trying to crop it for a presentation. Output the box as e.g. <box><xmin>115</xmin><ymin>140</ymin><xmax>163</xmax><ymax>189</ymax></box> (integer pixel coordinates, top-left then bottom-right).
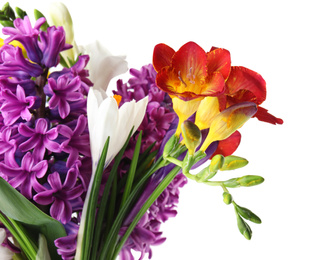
<box><xmin>111</xmin><ymin>165</ymin><xmax>182</xmax><ymax>259</ymax></box>
<box><xmin>0</xmin><ymin>19</ymin><xmax>13</xmax><ymax>27</ymax></box>
<box><xmin>90</xmin><ymin>129</ymin><xmax>135</xmax><ymax>258</ymax></box>
<box><xmin>120</xmin><ymin>131</ymin><xmax>142</xmax><ymax>207</ymax></box>
<box><xmin>0</xmin><ymin>178</ymin><xmax>66</xmax><ymax>260</ymax></box>
<box><xmin>34</xmin><ymin>9</ymin><xmax>49</xmax><ymax>31</ymax></box>
<box><xmin>15</xmin><ymin>7</ymin><xmax>27</xmax><ymax>19</ymax></box>
<box><xmin>80</xmin><ymin>136</ymin><xmax>110</xmax><ymax>260</ymax></box>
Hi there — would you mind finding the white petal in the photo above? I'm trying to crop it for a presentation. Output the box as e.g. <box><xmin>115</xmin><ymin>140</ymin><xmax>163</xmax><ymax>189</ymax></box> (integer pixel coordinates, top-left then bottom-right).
<box><xmin>79</xmin><ymin>41</ymin><xmax>128</xmax><ymax>92</ymax></box>
<box><xmin>0</xmin><ymin>229</ymin><xmax>14</xmax><ymax>259</ymax></box>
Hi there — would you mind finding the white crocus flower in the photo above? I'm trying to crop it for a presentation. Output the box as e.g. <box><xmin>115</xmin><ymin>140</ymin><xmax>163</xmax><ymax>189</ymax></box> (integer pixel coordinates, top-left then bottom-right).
<box><xmin>47</xmin><ymin>2</ymin><xmax>76</xmax><ymax>64</ymax></box>
<box><xmin>75</xmin><ymin>89</ymin><xmax>148</xmax><ymax>259</ymax></box>
<box><xmin>78</xmin><ymin>41</ymin><xmax>128</xmax><ymax>96</ymax></box>
<box><xmin>0</xmin><ymin>229</ymin><xmax>14</xmax><ymax>260</ymax></box>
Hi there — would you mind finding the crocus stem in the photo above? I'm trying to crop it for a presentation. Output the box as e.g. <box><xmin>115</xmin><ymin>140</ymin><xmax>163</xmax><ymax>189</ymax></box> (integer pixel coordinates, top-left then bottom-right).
<box><xmin>112</xmin><ymin>165</ymin><xmax>181</xmax><ymax>259</ymax></box>
<box><xmin>99</xmin><ymin>157</ymin><xmax>166</xmax><ymax>260</ymax></box>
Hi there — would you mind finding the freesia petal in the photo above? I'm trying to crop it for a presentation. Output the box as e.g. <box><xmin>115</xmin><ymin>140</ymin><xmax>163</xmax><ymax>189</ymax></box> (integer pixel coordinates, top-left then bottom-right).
<box><xmin>210</xmin><ymin>131</ymin><xmax>241</xmax><ymax>158</ymax></box>
<box><xmin>195</xmin><ymin>97</ymin><xmax>221</xmax><ymax>130</ymax></box>
<box><xmin>172</xmin><ymin>42</ymin><xmax>207</xmax><ymax>90</ymax></box>
<box><xmin>226</xmin><ymin>66</ymin><xmax>266</xmax><ymax>105</ymax></box>
<box><xmin>254</xmin><ymin>106</ymin><xmax>284</xmax><ymax>125</ymax></box>
<box><xmin>200</xmin><ymin>102</ymin><xmax>257</xmax><ymax>151</ymax></box>
<box><xmin>207</xmin><ymin>47</ymin><xmax>231</xmax><ymax>79</ymax></box>
<box><xmin>153</xmin><ymin>43</ymin><xmax>175</xmax><ymax>71</ymax></box>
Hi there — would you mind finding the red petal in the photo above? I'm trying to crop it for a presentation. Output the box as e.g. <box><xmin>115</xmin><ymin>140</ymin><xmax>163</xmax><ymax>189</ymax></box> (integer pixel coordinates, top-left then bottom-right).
<box><xmin>210</xmin><ymin>131</ymin><xmax>241</xmax><ymax>158</ymax></box>
<box><xmin>254</xmin><ymin>106</ymin><xmax>284</xmax><ymax>125</ymax></box>
<box><xmin>172</xmin><ymin>41</ymin><xmax>208</xmax><ymax>83</ymax></box>
<box><xmin>226</xmin><ymin>66</ymin><xmax>266</xmax><ymax>105</ymax></box>
<box><xmin>153</xmin><ymin>43</ymin><xmax>175</xmax><ymax>72</ymax></box>
<box><xmin>207</xmin><ymin>48</ymin><xmax>231</xmax><ymax>79</ymax></box>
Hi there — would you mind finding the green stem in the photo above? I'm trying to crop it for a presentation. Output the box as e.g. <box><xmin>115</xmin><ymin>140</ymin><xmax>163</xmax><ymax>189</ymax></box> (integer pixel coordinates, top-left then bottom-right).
<box><xmin>165</xmin><ymin>156</ymin><xmax>183</xmax><ymax>167</ymax></box>
<box><xmin>112</xmin><ymin>165</ymin><xmax>181</xmax><ymax>259</ymax></box>
<box><xmin>99</xmin><ymin>157</ymin><xmax>166</xmax><ymax>260</ymax></box>
<box><xmin>0</xmin><ymin>213</ymin><xmax>37</xmax><ymax>260</ymax></box>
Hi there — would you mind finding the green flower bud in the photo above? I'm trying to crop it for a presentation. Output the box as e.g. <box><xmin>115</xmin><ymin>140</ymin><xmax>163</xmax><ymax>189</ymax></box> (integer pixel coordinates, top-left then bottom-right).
<box><xmin>234</xmin><ymin>204</ymin><xmax>261</xmax><ymax>224</ymax></box>
<box><xmin>222</xmin><ymin>192</ymin><xmax>232</xmax><ymax>205</ymax></box>
<box><xmin>181</xmin><ymin>120</ymin><xmax>202</xmax><ymax>155</ymax></box>
<box><xmin>163</xmin><ymin>134</ymin><xmax>179</xmax><ymax>158</ymax></box>
<box><xmin>220</xmin><ymin>155</ymin><xmax>248</xmax><ymax>171</ymax></box>
<box><xmin>222</xmin><ymin>178</ymin><xmax>240</xmax><ymax>188</ymax></box>
<box><xmin>237</xmin><ymin>175</ymin><xmax>264</xmax><ymax>187</ymax></box>
<box><xmin>209</xmin><ymin>154</ymin><xmax>224</xmax><ymax>172</ymax></box>
<box><xmin>236</xmin><ymin>213</ymin><xmax>252</xmax><ymax>240</ymax></box>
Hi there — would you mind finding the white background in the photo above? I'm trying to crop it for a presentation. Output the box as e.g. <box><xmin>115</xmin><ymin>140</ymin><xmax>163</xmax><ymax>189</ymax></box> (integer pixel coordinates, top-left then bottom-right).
<box><xmin>3</xmin><ymin>0</ymin><xmax>326</xmax><ymax>259</ymax></box>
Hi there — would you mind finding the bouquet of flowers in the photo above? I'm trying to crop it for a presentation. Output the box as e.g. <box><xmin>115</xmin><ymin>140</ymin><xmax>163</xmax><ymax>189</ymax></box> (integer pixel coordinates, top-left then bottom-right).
<box><xmin>0</xmin><ymin>2</ymin><xmax>282</xmax><ymax>260</ymax></box>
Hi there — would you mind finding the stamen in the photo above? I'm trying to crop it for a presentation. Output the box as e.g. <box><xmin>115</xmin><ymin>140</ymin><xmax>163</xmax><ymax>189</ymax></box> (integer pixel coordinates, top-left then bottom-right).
<box><xmin>178</xmin><ymin>71</ymin><xmax>187</xmax><ymax>86</ymax></box>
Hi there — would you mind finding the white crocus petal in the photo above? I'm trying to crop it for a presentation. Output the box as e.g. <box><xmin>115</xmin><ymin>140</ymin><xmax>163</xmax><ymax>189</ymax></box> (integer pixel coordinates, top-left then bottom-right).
<box><xmin>79</xmin><ymin>41</ymin><xmax>128</xmax><ymax>93</ymax></box>
<box><xmin>0</xmin><ymin>229</ymin><xmax>14</xmax><ymax>260</ymax></box>
<box><xmin>47</xmin><ymin>2</ymin><xmax>76</xmax><ymax>63</ymax></box>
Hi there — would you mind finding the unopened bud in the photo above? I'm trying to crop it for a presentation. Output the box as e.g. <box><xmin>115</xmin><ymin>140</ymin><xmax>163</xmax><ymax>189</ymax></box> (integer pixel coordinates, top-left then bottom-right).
<box><xmin>181</xmin><ymin>120</ymin><xmax>202</xmax><ymax>155</ymax></box>
<box><xmin>222</xmin><ymin>192</ymin><xmax>232</xmax><ymax>205</ymax></box>
<box><xmin>209</xmin><ymin>154</ymin><xmax>224</xmax><ymax>172</ymax></box>
<box><xmin>237</xmin><ymin>175</ymin><xmax>264</xmax><ymax>187</ymax></box>
<box><xmin>234</xmin><ymin>204</ymin><xmax>261</xmax><ymax>224</ymax></box>
<box><xmin>220</xmin><ymin>155</ymin><xmax>248</xmax><ymax>171</ymax></box>
<box><xmin>236</xmin><ymin>213</ymin><xmax>252</xmax><ymax>240</ymax></box>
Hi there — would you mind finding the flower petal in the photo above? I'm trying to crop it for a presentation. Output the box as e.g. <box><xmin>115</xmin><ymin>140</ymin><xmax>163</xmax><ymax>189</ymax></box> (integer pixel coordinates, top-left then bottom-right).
<box><xmin>207</xmin><ymin>47</ymin><xmax>231</xmax><ymax>79</ymax></box>
<box><xmin>226</xmin><ymin>66</ymin><xmax>266</xmax><ymax>105</ymax></box>
<box><xmin>254</xmin><ymin>106</ymin><xmax>284</xmax><ymax>125</ymax></box>
<box><xmin>210</xmin><ymin>131</ymin><xmax>241</xmax><ymax>158</ymax></box>
<box><xmin>200</xmin><ymin>102</ymin><xmax>257</xmax><ymax>151</ymax></box>
<box><xmin>153</xmin><ymin>43</ymin><xmax>175</xmax><ymax>71</ymax></box>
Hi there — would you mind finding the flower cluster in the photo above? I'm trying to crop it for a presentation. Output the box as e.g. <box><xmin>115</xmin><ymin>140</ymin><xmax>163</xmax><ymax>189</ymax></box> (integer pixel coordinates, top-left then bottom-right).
<box><xmin>0</xmin><ymin>15</ymin><xmax>92</xmax><ymax>257</ymax></box>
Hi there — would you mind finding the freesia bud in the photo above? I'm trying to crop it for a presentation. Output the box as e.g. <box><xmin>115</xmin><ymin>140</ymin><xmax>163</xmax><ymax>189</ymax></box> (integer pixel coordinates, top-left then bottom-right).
<box><xmin>234</xmin><ymin>204</ymin><xmax>261</xmax><ymax>224</ymax></box>
<box><xmin>236</xmin><ymin>213</ymin><xmax>252</xmax><ymax>240</ymax></box>
<box><xmin>181</xmin><ymin>120</ymin><xmax>202</xmax><ymax>155</ymax></box>
<box><xmin>220</xmin><ymin>155</ymin><xmax>248</xmax><ymax>171</ymax></box>
<box><xmin>222</xmin><ymin>192</ymin><xmax>232</xmax><ymax>205</ymax></box>
<box><xmin>200</xmin><ymin>102</ymin><xmax>258</xmax><ymax>152</ymax></box>
<box><xmin>209</xmin><ymin>154</ymin><xmax>224</xmax><ymax>172</ymax></box>
<box><xmin>237</xmin><ymin>175</ymin><xmax>264</xmax><ymax>187</ymax></box>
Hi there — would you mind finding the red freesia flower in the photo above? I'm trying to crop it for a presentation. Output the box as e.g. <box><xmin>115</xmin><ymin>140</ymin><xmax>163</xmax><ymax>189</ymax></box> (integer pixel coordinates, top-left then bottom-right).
<box><xmin>153</xmin><ymin>41</ymin><xmax>229</xmax><ymax>101</ymax></box>
<box><xmin>224</xmin><ymin>66</ymin><xmax>283</xmax><ymax>125</ymax></box>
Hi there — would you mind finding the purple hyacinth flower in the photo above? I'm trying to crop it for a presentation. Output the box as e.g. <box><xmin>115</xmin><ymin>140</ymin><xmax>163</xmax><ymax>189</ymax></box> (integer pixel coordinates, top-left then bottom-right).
<box><xmin>0</xmin><ymin>77</ymin><xmax>37</xmax><ymax>96</ymax></box>
<box><xmin>33</xmin><ymin>167</ymin><xmax>84</xmax><ymax>224</ymax></box>
<box><xmin>0</xmin><ymin>45</ymin><xmax>43</xmax><ymax>79</ymax></box>
<box><xmin>0</xmin><ymin>85</ymin><xmax>37</xmax><ymax>126</ymax></box>
<box><xmin>57</xmin><ymin>115</ymin><xmax>91</xmax><ymax>167</ymax></box>
<box><xmin>54</xmin><ymin>234</ymin><xmax>77</xmax><ymax>260</ymax></box>
<box><xmin>0</xmin><ymin>152</ymin><xmax>47</xmax><ymax>199</ymax></box>
<box><xmin>18</xmin><ymin>118</ymin><xmax>61</xmax><ymax>161</ymax></box>
<box><xmin>2</xmin><ymin>16</ymin><xmax>45</xmax><ymax>63</ymax></box>
<box><xmin>39</xmin><ymin>26</ymin><xmax>72</xmax><ymax>68</ymax></box>
<box><xmin>46</xmin><ymin>75</ymin><xmax>83</xmax><ymax>119</ymax></box>
<box><xmin>49</xmin><ymin>55</ymin><xmax>93</xmax><ymax>95</ymax></box>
